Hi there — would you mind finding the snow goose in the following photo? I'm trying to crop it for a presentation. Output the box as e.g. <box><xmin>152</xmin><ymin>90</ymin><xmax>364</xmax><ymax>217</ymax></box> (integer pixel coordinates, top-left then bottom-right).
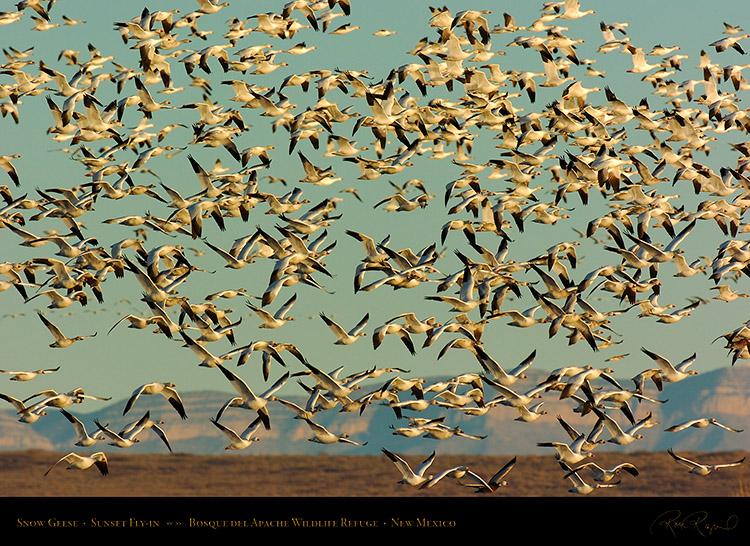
<box><xmin>386</xmin><ymin>396</ymin><xmax>433</xmax><ymax>414</ymax></box>
<box><xmin>123</xmin><ymin>382</ymin><xmax>187</xmax><ymax>420</ymax></box>
<box><xmin>390</xmin><ymin>424</ymin><xmax>427</xmax><ymax>438</ymax></box>
<box><xmin>223</xmin><ymin>340</ymin><xmax>288</xmax><ymax>379</ymax></box>
<box><xmin>665</xmin><ymin>417</ymin><xmax>743</xmax><ymax>433</ymax></box>
<box><xmin>377</xmin><ymin>375</ymin><xmax>426</xmax><ymax>401</ymax></box>
<box><xmin>0</xmin><ymin>154</ymin><xmax>20</xmax><ymax>187</ymax></box>
<box><xmin>590</xmin><ymin>406</ymin><xmax>657</xmax><ymax>445</ymax></box>
<box><xmin>539</xmin><ymin>47</ymin><xmax>574</xmax><ymax>88</ymax></box>
<box><xmin>432</xmin><ymin>387</ymin><xmax>484</xmax><ymax>409</ymax></box>
<box><xmin>558</xmin><ymin>366</ymin><xmax>621</xmax><ymax>399</ymax></box>
<box><xmin>26</xmin><ymin>289</ymin><xmax>88</xmax><ymax>309</ymax></box>
<box><xmin>300</xmin><ymin>361</ymin><xmax>371</xmax><ymax>403</ymax></box>
<box><xmin>631</xmin><ymin>368</ymin><xmax>664</xmax><ymax>395</ymax></box>
<box><xmin>247</xmin><ymin>293</ymin><xmax>296</xmax><ymax>329</ymax></box>
<box><xmin>625</xmin><ymin>45</ymin><xmax>660</xmax><ymax>73</ymax></box>
<box><xmin>491</xmin><ymin>305</ymin><xmax>547</xmax><ymax>328</ymax></box>
<box><xmin>667</xmin><ymin>449</ymin><xmax>745</xmax><ymax>475</ymax></box>
<box><xmin>555</xmin><ymin>415</ymin><xmax>606</xmax><ymax>453</ymax></box>
<box><xmin>345</xmin><ymin>229</ymin><xmax>391</xmax><ymax>264</ymax></box>
<box><xmin>210</xmin><ymin>416</ymin><xmax>263</xmax><ymax>450</ymax></box>
<box><xmin>559</xmin><ymin>461</ymin><xmax>618</xmax><ymax>495</ymax></box>
<box><xmin>556</xmin><ymin>0</ymin><xmax>595</xmax><ymax>19</ymax></box>
<box><xmin>580</xmin><ymin>384</ymin><xmax>666</xmax><ymax>424</ymax></box>
<box><xmin>133</xmin><ymin>76</ymin><xmax>174</xmax><ymax>117</ymax></box>
<box><xmin>44</xmin><ymin>452</ymin><xmax>108</xmax><ymax>477</ymax></box>
<box><xmin>94</xmin><ymin>419</ymin><xmax>140</xmax><ymax>448</ymax></box>
<box><xmin>640</xmin><ymin>346</ymin><xmax>698</xmax><ymax>382</ymax></box>
<box><xmin>343</xmin><ymin>366</ymin><xmax>411</xmax><ymax>383</ymax></box>
<box><xmin>203</xmin><ymin>238</ymin><xmax>255</xmax><ymax>270</ymax></box>
<box><xmin>185</xmin><ymin>312</ymin><xmax>242</xmax><ymax>345</ymax></box>
<box><xmin>123</xmin><ymin>257</ymin><xmax>188</xmax><ymax>304</ymax></box>
<box><xmin>514</xmin><ymin>401</ymin><xmax>548</xmax><ymax>422</ymax></box>
<box><xmin>0</xmin><ymin>366</ymin><xmax>59</xmax><ymax>381</ymax></box>
<box><xmin>709</xmin><ymin>33</ymin><xmax>750</xmax><ymax>54</ymax></box>
<box><xmin>179</xmin><ymin>330</ymin><xmax>228</xmax><ymax>368</ymax></box>
<box><xmin>319</xmin><ymin>311</ymin><xmax>369</xmax><ymax>345</ymax></box>
<box><xmin>215</xmin><ymin>363</ymin><xmax>289</xmax><ymax>429</ymax></box>
<box><xmin>107</xmin><ymin>315</ymin><xmax>170</xmax><ymax>335</ymax></box>
<box><xmin>419</xmin><ymin>466</ymin><xmax>471</xmax><ymax>489</ymax></box>
<box><xmin>303</xmin><ymin>417</ymin><xmax>366</xmax><ymax>446</ymax></box>
<box><xmin>59</xmin><ymin>409</ymin><xmax>101</xmax><ymax>447</ymax></box>
<box><xmin>424</xmin><ymin>265</ymin><xmax>481</xmax><ymax>313</ymax></box>
<box><xmin>372</xmin><ymin>322</ymin><xmax>417</xmax><ymax>355</ymax></box>
<box><xmin>382</xmin><ymin>448</ymin><xmax>436</xmax><ymax>487</ymax></box>
<box><xmin>471</xmin><ymin>347</ymin><xmax>534</xmax><ymax>386</ymax></box>
<box><xmin>117</xmin><ymin>411</ymin><xmax>172</xmax><ymax>453</ymax></box>
<box><xmin>262</xmin><ymin>272</ymin><xmax>329</xmax><ymax>306</ymax></box>
<box><xmin>482</xmin><ymin>375</ymin><xmax>546</xmax><ymax>408</ymax></box>
<box><xmin>563</xmin><ymin>461</ymin><xmax>639</xmax><ymax>483</ymax></box>
<box><xmin>0</xmin><ymin>392</ymin><xmax>48</xmax><ymax>423</ymax></box>
<box><xmin>23</xmin><ymin>388</ymin><xmax>109</xmax><ymax>415</ymax></box>
<box><xmin>422</xmin><ymin>423</ymin><xmax>486</xmax><ymax>441</ymax></box>
<box><xmin>272</xmin><ymin>387</ymin><xmax>322</xmax><ymax>421</ymax></box>
<box><xmin>538</xmin><ymin>433</ymin><xmax>595</xmax><ymax>465</ymax></box>
<box><xmin>711</xmin><ymin>284</ymin><xmax>750</xmax><ymax>302</ymax></box>
<box><xmin>37</xmin><ymin>312</ymin><xmax>97</xmax><ymax>348</ymax></box>
<box><xmin>458</xmin><ymin>456</ymin><xmax>517</xmax><ymax>493</ymax></box>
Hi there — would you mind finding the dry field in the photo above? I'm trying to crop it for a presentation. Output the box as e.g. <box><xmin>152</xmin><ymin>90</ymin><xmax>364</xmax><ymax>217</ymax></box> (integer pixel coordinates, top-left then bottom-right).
<box><xmin>1</xmin><ymin>449</ymin><xmax>748</xmax><ymax>497</ymax></box>
<box><xmin>2</xmin><ymin>450</ymin><xmax>748</xmax><ymax>536</ymax></box>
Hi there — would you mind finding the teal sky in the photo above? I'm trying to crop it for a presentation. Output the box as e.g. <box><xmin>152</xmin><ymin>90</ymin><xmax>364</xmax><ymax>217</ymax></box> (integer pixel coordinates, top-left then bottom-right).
<box><xmin>1</xmin><ymin>0</ymin><xmax>749</xmax><ymax>411</ymax></box>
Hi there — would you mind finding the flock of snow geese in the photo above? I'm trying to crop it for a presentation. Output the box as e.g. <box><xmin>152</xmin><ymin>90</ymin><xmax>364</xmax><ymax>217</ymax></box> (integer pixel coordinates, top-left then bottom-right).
<box><xmin>2</xmin><ymin>0</ymin><xmax>750</xmax><ymax>494</ymax></box>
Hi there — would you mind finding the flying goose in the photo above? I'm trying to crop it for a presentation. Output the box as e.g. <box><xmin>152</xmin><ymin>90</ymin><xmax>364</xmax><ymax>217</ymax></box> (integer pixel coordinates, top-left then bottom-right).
<box><xmin>210</xmin><ymin>415</ymin><xmax>263</xmax><ymax>450</ymax></box>
<box><xmin>123</xmin><ymin>382</ymin><xmax>187</xmax><ymax>420</ymax></box>
<box><xmin>0</xmin><ymin>366</ymin><xmax>60</xmax><ymax>381</ymax></box>
<box><xmin>247</xmin><ymin>293</ymin><xmax>297</xmax><ymax>329</ymax></box>
<box><xmin>458</xmin><ymin>456</ymin><xmax>517</xmax><ymax>493</ymax></box>
<box><xmin>538</xmin><ymin>432</ymin><xmax>595</xmax><ymax>465</ymax></box>
<box><xmin>667</xmin><ymin>449</ymin><xmax>746</xmax><ymax>475</ymax></box>
<box><xmin>214</xmin><ymin>363</ymin><xmax>289</xmax><ymax>429</ymax></box>
<box><xmin>37</xmin><ymin>312</ymin><xmax>97</xmax><ymax>348</ymax></box>
<box><xmin>559</xmin><ymin>461</ymin><xmax>619</xmax><ymax>495</ymax></box>
<box><xmin>319</xmin><ymin>311</ymin><xmax>369</xmax><ymax>345</ymax></box>
<box><xmin>372</xmin><ymin>322</ymin><xmax>417</xmax><ymax>355</ymax></box>
<box><xmin>382</xmin><ymin>448</ymin><xmax>436</xmax><ymax>487</ymax></box>
<box><xmin>665</xmin><ymin>417</ymin><xmax>743</xmax><ymax>433</ymax></box>
<box><xmin>117</xmin><ymin>411</ymin><xmax>172</xmax><ymax>453</ymax></box>
<box><xmin>590</xmin><ymin>406</ymin><xmax>658</xmax><ymax>445</ymax></box>
<box><xmin>563</xmin><ymin>461</ymin><xmax>639</xmax><ymax>483</ymax></box>
<box><xmin>93</xmin><ymin>419</ymin><xmax>140</xmax><ymax>448</ymax></box>
<box><xmin>419</xmin><ymin>466</ymin><xmax>471</xmax><ymax>489</ymax></box>
<box><xmin>0</xmin><ymin>392</ymin><xmax>48</xmax><ymax>423</ymax></box>
<box><xmin>44</xmin><ymin>452</ymin><xmax>109</xmax><ymax>477</ymax></box>
<box><xmin>640</xmin><ymin>347</ymin><xmax>699</xmax><ymax>382</ymax></box>
<box><xmin>303</xmin><ymin>417</ymin><xmax>366</xmax><ymax>446</ymax></box>
<box><xmin>58</xmin><ymin>409</ymin><xmax>101</xmax><ymax>447</ymax></box>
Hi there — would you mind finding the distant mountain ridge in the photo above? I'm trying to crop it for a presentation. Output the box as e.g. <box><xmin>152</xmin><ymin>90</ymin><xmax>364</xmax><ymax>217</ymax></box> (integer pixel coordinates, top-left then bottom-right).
<box><xmin>1</xmin><ymin>365</ymin><xmax>749</xmax><ymax>455</ymax></box>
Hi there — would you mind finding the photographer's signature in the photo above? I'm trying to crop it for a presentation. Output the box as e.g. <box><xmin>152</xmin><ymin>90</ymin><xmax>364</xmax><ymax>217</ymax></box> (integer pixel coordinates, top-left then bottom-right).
<box><xmin>651</xmin><ymin>510</ymin><xmax>738</xmax><ymax>537</ymax></box>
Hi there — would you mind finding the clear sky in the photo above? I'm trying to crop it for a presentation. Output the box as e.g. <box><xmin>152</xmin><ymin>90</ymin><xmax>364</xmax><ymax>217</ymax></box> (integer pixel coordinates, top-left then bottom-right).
<box><xmin>1</xmin><ymin>0</ymin><xmax>749</xmax><ymax>412</ymax></box>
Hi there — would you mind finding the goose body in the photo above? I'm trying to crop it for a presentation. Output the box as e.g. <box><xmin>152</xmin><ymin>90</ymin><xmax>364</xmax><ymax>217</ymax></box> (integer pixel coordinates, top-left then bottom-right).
<box><xmin>303</xmin><ymin>417</ymin><xmax>365</xmax><ymax>446</ymax></box>
<box><xmin>0</xmin><ymin>366</ymin><xmax>59</xmax><ymax>381</ymax></box>
<box><xmin>45</xmin><ymin>452</ymin><xmax>108</xmax><ymax>476</ymax></box>
<box><xmin>382</xmin><ymin>448</ymin><xmax>436</xmax><ymax>486</ymax></box>
<box><xmin>320</xmin><ymin>311</ymin><xmax>369</xmax><ymax>345</ymax></box>
<box><xmin>215</xmin><ymin>363</ymin><xmax>289</xmax><ymax>429</ymax></box>
<box><xmin>668</xmin><ymin>449</ymin><xmax>745</xmax><ymax>475</ymax></box>
<box><xmin>210</xmin><ymin>416</ymin><xmax>263</xmax><ymax>450</ymax></box>
<box><xmin>123</xmin><ymin>382</ymin><xmax>187</xmax><ymax>420</ymax></box>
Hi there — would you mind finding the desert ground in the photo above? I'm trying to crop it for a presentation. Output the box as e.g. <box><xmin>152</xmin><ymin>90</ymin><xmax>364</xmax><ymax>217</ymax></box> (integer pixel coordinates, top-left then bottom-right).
<box><xmin>2</xmin><ymin>449</ymin><xmax>748</xmax><ymax>497</ymax></box>
<box><xmin>2</xmin><ymin>450</ymin><xmax>748</xmax><ymax>536</ymax></box>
